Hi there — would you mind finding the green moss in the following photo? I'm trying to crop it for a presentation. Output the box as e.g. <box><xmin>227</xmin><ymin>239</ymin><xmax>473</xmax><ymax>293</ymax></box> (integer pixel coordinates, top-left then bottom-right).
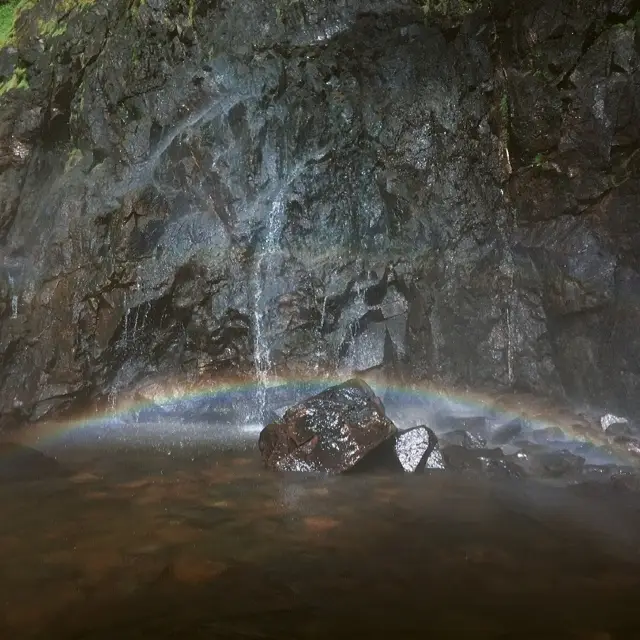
<box><xmin>64</xmin><ymin>147</ymin><xmax>84</xmax><ymax>172</ymax></box>
<box><xmin>500</xmin><ymin>92</ymin><xmax>509</xmax><ymax>122</ymax></box>
<box><xmin>188</xmin><ymin>0</ymin><xmax>195</xmax><ymax>25</ymax></box>
<box><xmin>57</xmin><ymin>0</ymin><xmax>96</xmax><ymax>12</ymax></box>
<box><xmin>0</xmin><ymin>65</ymin><xmax>28</xmax><ymax>95</ymax></box>
<box><xmin>634</xmin><ymin>11</ymin><xmax>640</xmax><ymax>29</ymax></box>
<box><xmin>38</xmin><ymin>17</ymin><xmax>66</xmax><ymax>37</ymax></box>
<box><xmin>0</xmin><ymin>0</ymin><xmax>27</xmax><ymax>47</ymax></box>
<box><xmin>129</xmin><ymin>0</ymin><xmax>146</xmax><ymax>19</ymax></box>
<box><xmin>1</xmin><ymin>0</ymin><xmax>97</xmax><ymax>48</ymax></box>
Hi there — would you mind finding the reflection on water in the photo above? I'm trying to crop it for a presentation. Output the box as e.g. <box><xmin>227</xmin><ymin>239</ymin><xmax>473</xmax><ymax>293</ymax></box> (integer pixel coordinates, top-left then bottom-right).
<box><xmin>1</xmin><ymin>441</ymin><xmax>640</xmax><ymax>639</ymax></box>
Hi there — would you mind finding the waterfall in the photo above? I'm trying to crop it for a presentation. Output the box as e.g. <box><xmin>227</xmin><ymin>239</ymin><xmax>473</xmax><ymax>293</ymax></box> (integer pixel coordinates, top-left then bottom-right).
<box><xmin>8</xmin><ymin>274</ymin><xmax>18</xmax><ymax>319</ymax></box>
<box><xmin>252</xmin><ymin>193</ymin><xmax>286</xmax><ymax>422</ymax></box>
<box><xmin>501</xmin><ymin>189</ymin><xmax>516</xmax><ymax>386</ymax></box>
<box><xmin>319</xmin><ymin>292</ymin><xmax>328</xmax><ymax>334</ymax></box>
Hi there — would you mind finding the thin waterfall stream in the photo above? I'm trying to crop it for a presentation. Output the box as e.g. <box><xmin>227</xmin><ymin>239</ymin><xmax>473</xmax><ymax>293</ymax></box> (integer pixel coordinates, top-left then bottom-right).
<box><xmin>251</xmin><ymin>193</ymin><xmax>287</xmax><ymax>422</ymax></box>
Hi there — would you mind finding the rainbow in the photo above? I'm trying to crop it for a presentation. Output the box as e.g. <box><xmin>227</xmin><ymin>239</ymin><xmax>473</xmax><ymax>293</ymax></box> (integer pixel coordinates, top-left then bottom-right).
<box><xmin>7</xmin><ymin>372</ymin><xmax>617</xmax><ymax>455</ymax></box>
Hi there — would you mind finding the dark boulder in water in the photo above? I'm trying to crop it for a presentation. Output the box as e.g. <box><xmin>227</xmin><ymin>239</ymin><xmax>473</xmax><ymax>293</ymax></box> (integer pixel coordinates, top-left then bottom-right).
<box><xmin>0</xmin><ymin>442</ymin><xmax>67</xmax><ymax>482</ymax></box>
<box><xmin>439</xmin><ymin>429</ymin><xmax>487</xmax><ymax>449</ymax></box>
<box><xmin>611</xmin><ymin>435</ymin><xmax>640</xmax><ymax>460</ymax></box>
<box><xmin>490</xmin><ymin>419</ymin><xmax>524</xmax><ymax>446</ymax></box>
<box><xmin>394</xmin><ymin>425</ymin><xmax>446</xmax><ymax>473</ymax></box>
<box><xmin>258</xmin><ymin>379</ymin><xmax>397</xmax><ymax>474</ymax></box>
<box><xmin>531</xmin><ymin>427</ymin><xmax>567</xmax><ymax>445</ymax></box>
<box><xmin>511</xmin><ymin>449</ymin><xmax>586</xmax><ymax>480</ymax></box>
<box><xmin>442</xmin><ymin>444</ymin><xmax>524</xmax><ymax>480</ymax></box>
<box><xmin>434</xmin><ymin>416</ymin><xmax>489</xmax><ymax>439</ymax></box>
<box><xmin>349</xmin><ymin>424</ymin><xmax>447</xmax><ymax>474</ymax></box>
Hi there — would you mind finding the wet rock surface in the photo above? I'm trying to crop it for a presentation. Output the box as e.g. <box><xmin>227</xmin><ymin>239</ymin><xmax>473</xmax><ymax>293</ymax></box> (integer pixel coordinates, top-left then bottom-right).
<box><xmin>259</xmin><ymin>379</ymin><xmax>397</xmax><ymax>473</ymax></box>
<box><xmin>258</xmin><ymin>380</ymin><xmax>640</xmax><ymax>484</ymax></box>
<box><xmin>0</xmin><ymin>0</ymin><xmax>639</xmax><ymax>427</ymax></box>
<box><xmin>394</xmin><ymin>425</ymin><xmax>446</xmax><ymax>472</ymax></box>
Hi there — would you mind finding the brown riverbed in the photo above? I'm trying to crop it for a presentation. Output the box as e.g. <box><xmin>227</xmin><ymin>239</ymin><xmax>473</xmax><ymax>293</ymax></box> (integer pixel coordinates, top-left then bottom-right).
<box><xmin>1</xmin><ymin>441</ymin><xmax>640</xmax><ymax>639</ymax></box>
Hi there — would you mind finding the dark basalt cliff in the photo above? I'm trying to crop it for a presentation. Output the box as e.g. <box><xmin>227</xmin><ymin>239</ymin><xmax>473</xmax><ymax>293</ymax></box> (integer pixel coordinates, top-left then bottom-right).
<box><xmin>0</xmin><ymin>0</ymin><xmax>639</xmax><ymax>426</ymax></box>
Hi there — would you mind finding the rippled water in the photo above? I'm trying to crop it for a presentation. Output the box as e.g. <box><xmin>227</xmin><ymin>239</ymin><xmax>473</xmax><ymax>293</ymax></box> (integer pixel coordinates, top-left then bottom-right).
<box><xmin>1</xmin><ymin>435</ymin><xmax>640</xmax><ymax>639</ymax></box>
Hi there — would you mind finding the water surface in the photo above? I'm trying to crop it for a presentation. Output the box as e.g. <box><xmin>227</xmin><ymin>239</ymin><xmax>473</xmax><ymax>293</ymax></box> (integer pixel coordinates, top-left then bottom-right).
<box><xmin>1</xmin><ymin>438</ymin><xmax>640</xmax><ymax>639</ymax></box>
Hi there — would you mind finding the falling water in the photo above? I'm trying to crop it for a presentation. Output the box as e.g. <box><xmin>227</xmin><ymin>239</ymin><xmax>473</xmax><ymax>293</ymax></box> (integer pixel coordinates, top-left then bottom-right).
<box><xmin>133</xmin><ymin>306</ymin><xmax>140</xmax><ymax>338</ymax></box>
<box><xmin>506</xmin><ymin>296</ymin><xmax>514</xmax><ymax>384</ymax></box>
<box><xmin>8</xmin><ymin>274</ymin><xmax>18</xmax><ymax>319</ymax></box>
<box><xmin>319</xmin><ymin>293</ymin><xmax>328</xmax><ymax>334</ymax></box>
<box><xmin>252</xmin><ymin>194</ymin><xmax>286</xmax><ymax>421</ymax></box>
<box><xmin>123</xmin><ymin>305</ymin><xmax>130</xmax><ymax>347</ymax></box>
<box><xmin>506</xmin><ymin>192</ymin><xmax>517</xmax><ymax>386</ymax></box>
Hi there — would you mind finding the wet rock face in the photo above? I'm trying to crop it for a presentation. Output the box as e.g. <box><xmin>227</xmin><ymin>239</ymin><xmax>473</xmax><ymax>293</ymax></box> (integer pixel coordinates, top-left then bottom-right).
<box><xmin>259</xmin><ymin>381</ymin><xmax>449</xmax><ymax>474</ymax></box>
<box><xmin>258</xmin><ymin>379</ymin><xmax>397</xmax><ymax>473</ymax></box>
<box><xmin>0</xmin><ymin>0</ymin><xmax>639</xmax><ymax>425</ymax></box>
<box><xmin>394</xmin><ymin>425</ymin><xmax>446</xmax><ymax>472</ymax></box>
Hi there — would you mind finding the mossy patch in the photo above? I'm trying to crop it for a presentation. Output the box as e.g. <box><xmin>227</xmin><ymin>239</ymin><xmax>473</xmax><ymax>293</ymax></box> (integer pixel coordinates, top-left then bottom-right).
<box><xmin>500</xmin><ymin>92</ymin><xmax>509</xmax><ymax>122</ymax></box>
<box><xmin>58</xmin><ymin>0</ymin><xmax>97</xmax><ymax>11</ymax></box>
<box><xmin>0</xmin><ymin>65</ymin><xmax>28</xmax><ymax>95</ymax></box>
<box><xmin>38</xmin><ymin>17</ymin><xmax>66</xmax><ymax>37</ymax></box>
<box><xmin>1</xmin><ymin>0</ymin><xmax>97</xmax><ymax>48</ymax></box>
<box><xmin>0</xmin><ymin>0</ymin><xmax>31</xmax><ymax>47</ymax></box>
<box><xmin>64</xmin><ymin>147</ymin><xmax>84</xmax><ymax>172</ymax></box>
<box><xmin>129</xmin><ymin>0</ymin><xmax>146</xmax><ymax>19</ymax></box>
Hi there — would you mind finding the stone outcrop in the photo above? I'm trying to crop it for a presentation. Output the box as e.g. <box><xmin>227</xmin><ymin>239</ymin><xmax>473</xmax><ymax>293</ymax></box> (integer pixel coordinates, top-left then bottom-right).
<box><xmin>0</xmin><ymin>0</ymin><xmax>639</xmax><ymax>427</ymax></box>
<box><xmin>259</xmin><ymin>378</ymin><xmax>397</xmax><ymax>473</ymax></box>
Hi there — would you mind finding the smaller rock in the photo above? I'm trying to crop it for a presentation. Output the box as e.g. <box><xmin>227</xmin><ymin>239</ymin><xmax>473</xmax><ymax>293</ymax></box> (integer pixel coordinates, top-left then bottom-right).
<box><xmin>514</xmin><ymin>449</ymin><xmax>585</xmax><ymax>479</ymax></box>
<box><xmin>394</xmin><ymin>425</ymin><xmax>446</xmax><ymax>473</ymax></box>
<box><xmin>490</xmin><ymin>419</ymin><xmax>523</xmax><ymax>445</ymax></box>
<box><xmin>610</xmin><ymin>472</ymin><xmax>640</xmax><ymax>493</ymax></box>
<box><xmin>443</xmin><ymin>444</ymin><xmax>524</xmax><ymax>479</ymax></box>
<box><xmin>605</xmin><ymin>422</ymin><xmax>636</xmax><ymax>438</ymax></box>
<box><xmin>581</xmin><ymin>464</ymin><xmax>623</xmax><ymax>482</ymax></box>
<box><xmin>480</xmin><ymin>457</ymin><xmax>524</xmax><ymax>480</ymax></box>
<box><xmin>611</xmin><ymin>435</ymin><xmax>640</xmax><ymax>458</ymax></box>
<box><xmin>439</xmin><ymin>429</ymin><xmax>487</xmax><ymax>449</ymax></box>
<box><xmin>442</xmin><ymin>445</ymin><xmax>501</xmax><ymax>471</ymax></box>
<box><xmin>434</xmin><ymin>415</ymin><xmax>488</xmax><ymax>438</ymax></box>
<box><xmin>531</xmin><ymin>426</ymin><xmax>566</xmax><ymax>444</ymax></box>
<box><xmin>600</xmin><ymin>414</ymin><xmax>628</xmax><ymax>431</ymax></box>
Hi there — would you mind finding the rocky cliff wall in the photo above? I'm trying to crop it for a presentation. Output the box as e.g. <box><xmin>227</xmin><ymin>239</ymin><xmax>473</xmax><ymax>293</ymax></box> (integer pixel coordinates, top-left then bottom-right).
<box><xmin>0</xmin><ymin>0</ymin><xmax>638</xmax><ymax>426</ymax></box>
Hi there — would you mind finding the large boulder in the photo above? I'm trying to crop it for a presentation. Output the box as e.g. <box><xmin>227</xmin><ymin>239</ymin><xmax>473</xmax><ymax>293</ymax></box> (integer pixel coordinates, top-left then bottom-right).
<box><xmin>258</xmin><ymin>379</ymin><xmax>397</xmax><ymax>473</ymax></box>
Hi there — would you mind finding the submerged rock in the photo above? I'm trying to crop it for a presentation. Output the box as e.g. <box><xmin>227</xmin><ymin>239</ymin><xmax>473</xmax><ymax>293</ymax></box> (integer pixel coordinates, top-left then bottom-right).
<box><xmin>490</xmin><ymin>419</ymin><xmax>524</xmax><ymax>446</ymax></box>
<box><xmin>531</xmin><ymin>427</ymin><xmax>567</xmax><ymax>445</ymax></box>
<box><xmin>258</xmin><ymin>379</ymin><xmax>396</xmax><ymax>474</ymax></box>
<box><xmin>0</xmin><ymin>442</ymin><xmax>67</xmax><ymax>482</ymax></box>
<box><xmin>434</xmin><ymin>416</ymin><xmax>489</xmax><ymax>438</ymax></box>
<box><xmin>439</xmin><ymin>429</ymin><xmax>487</xmax><ymax>449</ymax></box>
<box><xmin>441</xmin><ymin>444</ymin><xmax>523</xmax><ymax>479</ymax></box>
<box><xmin>511</xmin><ymin>449</ymin><xmax>586</xmax><ymax>480</ymax></box>
<box><xmin>394</xmin><ymin>425</ymin><xmax>446</xmax><ymax>473</ymax></box>
<box><xmin>611</xmin><ymin>435</ymin><xmax>640</xmax><ymax>459</ymax></box>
